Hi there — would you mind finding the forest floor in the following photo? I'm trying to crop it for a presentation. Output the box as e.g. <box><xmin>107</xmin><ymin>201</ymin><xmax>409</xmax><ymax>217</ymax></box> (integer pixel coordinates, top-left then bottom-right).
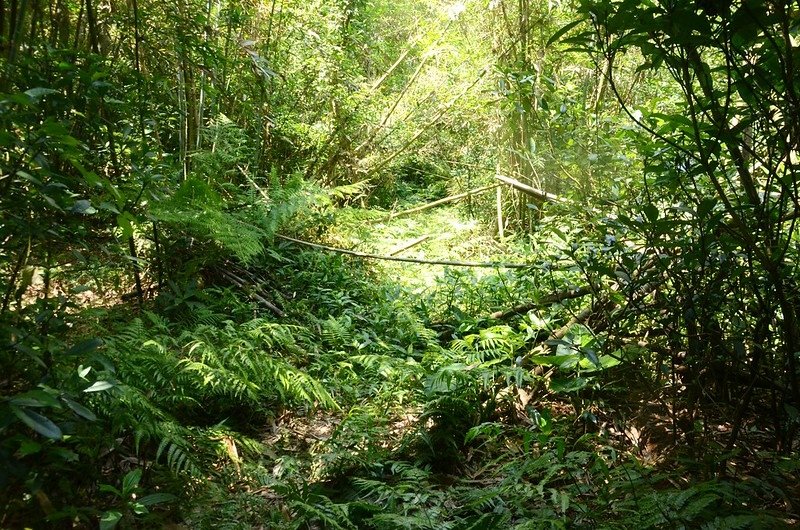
<box><xmin>213</xmin><ymin>190</ymin><xmax>800</xmax><ymax>529</ymax></box>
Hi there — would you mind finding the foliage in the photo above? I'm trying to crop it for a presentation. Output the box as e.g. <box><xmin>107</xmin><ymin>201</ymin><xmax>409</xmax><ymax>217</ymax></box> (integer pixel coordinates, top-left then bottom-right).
<box><xmin>2</xmin><ymin>0</ymin><xmax>800</xmax><ymax>528</ymax></box>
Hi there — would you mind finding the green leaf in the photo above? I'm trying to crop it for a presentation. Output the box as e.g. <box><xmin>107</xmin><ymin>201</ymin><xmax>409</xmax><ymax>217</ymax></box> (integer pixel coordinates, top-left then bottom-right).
<box><xmin>84</xmin><ymin>380</ymin><xmax>115</xmax><ymax>393</ymax></box>
<box><xmin>99</xmin><ymin>510</ymin><xmax>122</xmax><ymax>530</ymax></box>
<box><xmin>697</xmin><ymin>198</ymin><xmax>717</xmax><ymax>218</ymax></box>
<box><xmin>122</xmin><ymin>468</ymin><xmax>142</xmax><ymax>496</ymax></box>
<box><xmin>584</xmin><ymin>349</ymin><xmax>600</xmax><ymax>367</ymax></box>
<box><xmin>99</xmin><ymin>484</ymin><xmax>122</xmax><ymax>496</ymax></box>
<box><xmin>71</xmin><ymin>199</ymin><xmax>97</xmax><ymax>215</ymax></box>
<box><xmin>10</xmin><ymin>405</ymin><xmax>63</xmax><ymax>439</ymax></box>
<box><xmin>529</xmin><ymin>354</ymin><xmax>576</xmax><ymax>367</ymax></box>
<box><xmin>17</xmin><ymin>439</ymin><xmax>42</xmax><ymax>456</ymax></box>
<box><xmin>64</xmin><ymin>338</ymin><xmax>104</xmax><ymax>356</ymax></box>
<box><xmin>117</xmin><ymin>212</ymin><xmax>135</xmax><ymax>240</ymax></box>
<box><xmin>4</xmin><ymin>93</ymin><xmax>34</xmax><ymax>106</ymax></box>
<box><xmin>24</xmin><ymin>87</ymin><xmax>59</xmax><ymax>99</ymax></box>
<box><xmin>10</xmin><ymin>389</ymin><xmax>61</xmax><ymax>408</ymax></box>
<box><xmin>643</xmin><ymin>203</ymin><xmax>659</xmax><ymax>223</ymax></box>
<box><xmin>61</xmin><ymin>396</ymin><xmax>97</xmax><ymax>421</ymax></box>
<box><xmin>549</xmin><ymin>377</ymin><xmax>588</xmax><ymax>393</ymax></box>
<box><xmin>138</xmin><ymin>493</ymin><xmax>177</xmax><ymax>506</ymax></box>
<box><xmin>547</xmin><ymin>18</ymin><xmax>587</xmax><ymax>47</ymax></box>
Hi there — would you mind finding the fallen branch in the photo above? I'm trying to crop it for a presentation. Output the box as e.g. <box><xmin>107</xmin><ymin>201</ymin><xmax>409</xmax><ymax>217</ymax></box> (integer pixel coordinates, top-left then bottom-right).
<box><xmin>389</xmin><ymin>235</ymin><xmax>430</xmax><ymax>256</ymax></box>
<box><xmin>495</xmin><ymin>174</ymin><xmax>565</xmax><ymax>204</ymax></box>
<box><xmin>490</xmin><ymin>285</ymin><xmax>592</xmax><ymax>320</ymax></box>
<box><xmin>384</xmin><ymin>183</ymin><xmax>499</xmax><ymax>221</ymax></box>
<box><xmin>276</xmin><ymin>234</ymin><xmax>530</xmax><ymax>269</ymax></box>
<box><xmin>219</xmin><ymin>269</ymin><xmax>285</xmax><ymax>317</ymax></box>
<box><xmin>549</xmin><ymin>306</ymin><xmax>595</xmax><ymax>341</ymax></box>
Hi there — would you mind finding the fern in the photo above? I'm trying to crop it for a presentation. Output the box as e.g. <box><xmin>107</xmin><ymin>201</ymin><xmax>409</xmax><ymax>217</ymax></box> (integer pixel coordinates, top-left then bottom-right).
<box><xmin>369</xmin><ymin>513</ymin><xmax>449</xmax><ymax>530</ymax></box>
<box><xmin>701</xmin><ymin>515</ymin><xmax>763</xmax><ymax>530</ymax></box>
<box><xmin>320</xmin><ymin>314</ymin><xmax>357</xmax><ymax>350</ymax></box>
<box><xmin>99</xmin><ymin>310</ymin><xmax>338</xmax><ymax>492</ymax></box>
<box><xmin>177</xmin><ymin>321</ymin><xmax>337</xmax><ymax>409</ymax></box>
<box><xmin>154</xmin><ymin>199</ymin><xmax>267</xmax><ymax>264</ymax></box>
<box><xmin>451</xmin><ymin>325</ymin><xmax>524</xmax><ymax>363</ymax></box>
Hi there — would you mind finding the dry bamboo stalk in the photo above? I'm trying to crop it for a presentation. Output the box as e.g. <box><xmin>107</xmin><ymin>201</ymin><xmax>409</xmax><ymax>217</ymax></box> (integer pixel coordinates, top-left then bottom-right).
<box><xmin>495</xmin><ymin>174</ymin><xmax>565</xmax><ymax>203</ymax></box>
<box><xmin>384</xmin><ymin>184</ymin><xmax>498</xmax><ymax>221</ymax></box>
<box><xmin>388</xmin><ymin>235</ymin><xmax>430</xmax><ymax>256</ymax></box>
<box><xmin>276</xmin><ymin>234</ymin><xmax>530</xmax><ymax>269</ymax></box>
<box><xmin>490</xmin><ymin>286</ymin><xmax>593</xmax><ymax>320</ymax></box>
<box><xmin>219</xmin><ymin>269</ymin><xmax>285</xmax><ymax>317</ymax></box>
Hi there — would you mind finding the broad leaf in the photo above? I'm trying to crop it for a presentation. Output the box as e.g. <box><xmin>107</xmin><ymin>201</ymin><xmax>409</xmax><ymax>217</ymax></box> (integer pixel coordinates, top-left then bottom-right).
<box><xmin>10</xmin><ymin>405</ymin><xmax>63</xmax><ymax>439</ymax></box>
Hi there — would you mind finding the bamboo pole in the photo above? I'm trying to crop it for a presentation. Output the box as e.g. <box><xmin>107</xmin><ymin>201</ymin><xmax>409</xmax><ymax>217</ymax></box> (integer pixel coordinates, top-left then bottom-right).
<box><xmin>496</xmin><ymin>186</ymin><xmax>504</xmax><ymax>240</ymax></box>
<box><xmin>367</xmin><ymin>67</ymin><xmax>489</xmax><ymax>177</ymax></box>
<box><xmin>489</xmin><ymin>286</ymin><xmax>592</xmax><ymax>320</ymax></box>
<box><xmin>388</xmin><ymin>235</ymin><xmax>430</xmax><ymax>256</ymax></box>
<box><xmin>495</xmin><ymin>174</ymin><xmax>564</xmax><ymax>203</ymax></box>
<box><xmin>276</xmin><ymin>234</ymin><xmax>530</xmax><ymax>269</ymax></box>
<box><xmin>383</xmin><ymin>183</ymin><xmax>498</xmax><ymax>221</ymax></box>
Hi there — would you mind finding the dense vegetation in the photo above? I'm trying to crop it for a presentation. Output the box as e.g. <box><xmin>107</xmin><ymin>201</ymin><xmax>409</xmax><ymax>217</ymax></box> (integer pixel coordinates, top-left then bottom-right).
<box><xmin>1</xmin><ymin>0</ymin><xmax>799</xmax><ymax>528</ymax></box>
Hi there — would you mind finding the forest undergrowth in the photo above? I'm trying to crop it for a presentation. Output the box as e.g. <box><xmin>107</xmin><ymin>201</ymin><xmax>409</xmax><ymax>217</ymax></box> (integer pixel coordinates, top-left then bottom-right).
<box><xmin>7</xmin><ymin>181</ymin><xmax>796</xmax><ymax>529</ymax></box>
<box><xmin>0</xmin><ymin>149</ymin><xmax>797</xmax><ymax>528</ymax></box>
<box><xmin>3</xmin><ymin>0</ymin><xmax>800</xmax><ymax>528</ymax></box>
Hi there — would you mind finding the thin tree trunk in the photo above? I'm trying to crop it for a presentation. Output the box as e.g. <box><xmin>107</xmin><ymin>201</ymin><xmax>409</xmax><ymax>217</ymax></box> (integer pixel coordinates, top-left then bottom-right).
<box><xmin>4</xmin><ymin>0</ymin><xmax>27</xmax><ymax>81</ymax></box>
<box><xmin>496</xmin><ymin>186</ymin><xmax>504</xmax><ymax>240</ymax></box>
<box><xmin>153</xmin><ymin>222</ymin><xmax>163</xmax><ymax>290</ymax></box>
<box><xmin>177</xmin><ymin>69</ymin><xmax>188</xmax><ymax>179</ymax></box>
<box><xmin>85</xmin><ymin>0</ymin><xmax>99</xmax><ymax>53</ymax></box>
<box><xmin>128</xmin><ymin>236</ymin><xmax>144</xmax><ymax>308</ymax></box>
<box><xmin>0</xmin><ymin>0</ymin><xmax>6</xmax><ymax>50</ymax></box>
<box><xmin>1</xmin><ymin>237</ymin><xmax>30</xmax><ymax>317</ymax></box>
<box><xmin>28</xmin><ymin>0</ymin><xmax>42</xmax><ymax>53</ymax></box>
<box><xmin>72</xmin><ymin>0</ymin><xmax>84</xmax><ymax>50</ymax></box>
<box><xmin>132</xmin><ymin>0</ymin><xmax>145</xmax><ymax>144</ymax></box>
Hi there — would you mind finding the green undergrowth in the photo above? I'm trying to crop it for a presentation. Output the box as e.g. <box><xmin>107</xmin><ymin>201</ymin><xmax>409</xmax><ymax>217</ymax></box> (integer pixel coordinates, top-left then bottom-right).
<box><xmin>3</xmin><ymin>189</ymin><xmax>797</xmax><ymax>528</ymax></box>
<box><xmin>328</xmin><ymin>196</ymin><xmax>529</xmax><ymax>292</ymax></box>
<box><xmin>176</xmin><ymin>243</ymin><xmax>793</xmax><ymax>529</ymax></box>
